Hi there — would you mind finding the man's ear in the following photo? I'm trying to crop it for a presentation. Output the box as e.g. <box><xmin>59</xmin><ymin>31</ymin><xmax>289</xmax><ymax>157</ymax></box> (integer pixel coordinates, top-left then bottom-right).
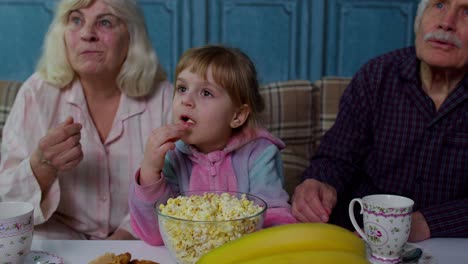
<box><xmin>230</xmin><ymin>104</ymin><xmax>250</xmax><ymax>128</ymax></box>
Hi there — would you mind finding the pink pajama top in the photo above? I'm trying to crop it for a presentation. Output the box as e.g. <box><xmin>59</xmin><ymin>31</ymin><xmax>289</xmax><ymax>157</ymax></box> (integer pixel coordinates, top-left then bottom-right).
<box><xmin>0</xmin><ymin>73</ymin><xmax>173</xmax><ymax>239</ymax></box>
<box><xmin>129</xmin><ymin>128</ymin><xmax>297</xmax><ymax>245</ymax></box>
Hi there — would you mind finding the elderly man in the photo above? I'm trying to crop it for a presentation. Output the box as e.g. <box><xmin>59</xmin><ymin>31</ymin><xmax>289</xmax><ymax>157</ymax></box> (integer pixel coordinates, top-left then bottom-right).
<box><xmin>292</xmin><ymin>0</ymin><xmax>467</xmax><ymax>242</ymax></box>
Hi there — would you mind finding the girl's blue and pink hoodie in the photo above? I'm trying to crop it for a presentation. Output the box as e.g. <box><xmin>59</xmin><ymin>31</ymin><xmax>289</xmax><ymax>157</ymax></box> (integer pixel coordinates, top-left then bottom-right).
<box><xmin>128</xmin><ymin>128</ymin><xmax>297</xmax><ymax>245</ymax></box>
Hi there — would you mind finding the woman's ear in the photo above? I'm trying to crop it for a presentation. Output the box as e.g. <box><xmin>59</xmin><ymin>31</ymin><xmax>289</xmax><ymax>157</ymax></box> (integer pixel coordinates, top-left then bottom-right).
<box><xmin>230</xmin><ymin>104</ymin><xmax>250</xmax><ymax>128</ymax></box>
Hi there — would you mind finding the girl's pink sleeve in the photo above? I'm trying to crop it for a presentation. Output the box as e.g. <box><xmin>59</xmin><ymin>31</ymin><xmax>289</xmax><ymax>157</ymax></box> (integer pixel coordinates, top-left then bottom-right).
<box><xmin>263</xmin><ymin>207</ymin><xmax>297</xmax><ymax>227</ymax></box>
<box><xmin>129</xmin><ymin>169</ymin><xmax>170</xmax><ymax>245</ymax></box>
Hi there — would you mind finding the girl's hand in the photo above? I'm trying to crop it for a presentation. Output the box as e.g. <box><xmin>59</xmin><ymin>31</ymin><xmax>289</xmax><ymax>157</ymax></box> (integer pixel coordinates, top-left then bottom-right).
<box><xmin>31</xmin><ymin>117</ymin><xmax>83</xmax><ymax>191</ymax></box>
<box><xmin>140</xmin><ymin>124</ymin><xmax>186</xmax><ymax>185</ymax></box>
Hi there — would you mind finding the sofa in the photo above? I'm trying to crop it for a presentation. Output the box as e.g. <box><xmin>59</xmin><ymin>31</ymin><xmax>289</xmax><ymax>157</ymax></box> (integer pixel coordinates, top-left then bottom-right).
<box><xmin>259</xmin><ymin>78</ymin><xmax>351</xmax><ymax>196</ymax></box>
<box><xmin>0</xmin><ymin>77</ymin><xmax>352</xmax><ymax>197</ymax></box>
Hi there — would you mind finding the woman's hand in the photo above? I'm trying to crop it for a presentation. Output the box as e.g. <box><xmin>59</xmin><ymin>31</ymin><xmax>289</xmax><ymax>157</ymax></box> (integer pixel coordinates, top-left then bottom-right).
<box><xmin>291</xmin><ymin>179</ymin><xmax>337</xmax><ymax>223</ymax></box>
<box><xmin>30</xmin><ymin>116</ymin><xmax>83</xmax><ymax>192</ymax></box>
<box><xmin>140</xmin><ymin>124</ymin><xmax>186</xmax><ymax>186</ymax></box>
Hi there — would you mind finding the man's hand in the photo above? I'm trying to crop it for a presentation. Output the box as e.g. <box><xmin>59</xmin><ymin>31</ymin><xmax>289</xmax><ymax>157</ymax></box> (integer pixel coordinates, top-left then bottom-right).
<box><xmin>408</xmin><ymin>211</ymin><xmax>431</xmax><ymax>242</ymax></box>
<box><xmin>291</xmin><ymin>179</ymin><xmax>337</xmax><ymax>223</ymax></box>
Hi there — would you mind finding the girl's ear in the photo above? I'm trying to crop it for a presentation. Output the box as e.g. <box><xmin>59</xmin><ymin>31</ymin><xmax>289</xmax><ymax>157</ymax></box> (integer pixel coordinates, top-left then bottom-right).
<box><xmin>230</xmin><ymin>104</ymin><xmax>250</xmax><ymax>128</ymax></box>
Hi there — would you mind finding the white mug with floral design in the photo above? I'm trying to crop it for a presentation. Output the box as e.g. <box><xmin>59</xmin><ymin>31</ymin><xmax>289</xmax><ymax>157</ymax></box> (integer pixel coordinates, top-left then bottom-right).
<box><xmin>0</xmin><ymin>201</ymin><xmax>34</xmax><ymax>264</ymax></box>
<box><xmin>349</xmin><ymin>194</ymin><xmax>414</xmax><ymax>264</ymax></box>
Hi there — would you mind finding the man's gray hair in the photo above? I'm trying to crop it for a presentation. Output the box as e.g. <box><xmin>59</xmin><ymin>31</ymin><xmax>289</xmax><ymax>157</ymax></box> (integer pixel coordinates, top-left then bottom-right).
<box><xmin>414</xmin><ymin>0</ymin><xmax>430</xmax><ymax>33</ymax></box>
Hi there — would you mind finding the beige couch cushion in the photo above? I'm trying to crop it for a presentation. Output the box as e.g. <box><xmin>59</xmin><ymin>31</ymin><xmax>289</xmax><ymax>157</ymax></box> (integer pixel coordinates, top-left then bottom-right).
<box><xmin>0</xmin><ymin>80</ymin><xmax>22</xmax><ymax>144</ymax></box>
<box><xmin>314</xmin><ymin>77</ymin><xmax>352</xmax><ymax>136</ymax></box>
<box><xmin>260</xmin><ymin>80</ymin><xmax>321</xmax><ymax>197</ymax></box>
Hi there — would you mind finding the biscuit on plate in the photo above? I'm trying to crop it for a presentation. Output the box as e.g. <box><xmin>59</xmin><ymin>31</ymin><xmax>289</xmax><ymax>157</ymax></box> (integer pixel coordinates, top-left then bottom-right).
<box><xmin>88</xmin><ymin>252</ymin><xmax>158</xmax><ymax>264</ymax></box>
<box><xmin>130</xmin><ymin>259</ymin><xmax>159</xmax><ymax>264</ymax></box>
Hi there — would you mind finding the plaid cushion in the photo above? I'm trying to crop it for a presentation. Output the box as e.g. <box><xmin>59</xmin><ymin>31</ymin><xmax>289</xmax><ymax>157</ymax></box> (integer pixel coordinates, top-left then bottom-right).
<box><xmin>314</xmin><ymin>77</ymin><xmax>351</xmax><ymax>136</ymax></box>
<box><xmin>260</xmin><ymin>80</ymin><xmax>321</xmax><ymax>197</ymax></box>
<box><xmin>0</xmin><ymin>80</ymin><xmax>22</xmax><ymax>144</ymax></box>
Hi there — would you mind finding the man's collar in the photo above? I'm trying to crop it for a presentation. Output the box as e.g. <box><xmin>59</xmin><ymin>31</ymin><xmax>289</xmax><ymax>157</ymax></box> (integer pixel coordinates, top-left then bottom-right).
<box><xmin>399</xmin><ymin>46</ymin><xmax>420</xmax><ymax>84</ymax></box>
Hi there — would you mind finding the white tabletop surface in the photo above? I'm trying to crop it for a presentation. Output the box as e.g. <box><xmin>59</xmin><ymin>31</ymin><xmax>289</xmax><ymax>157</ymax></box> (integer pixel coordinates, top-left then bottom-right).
<box><xmin>416</xmin><ymin>238</ymin><xmax>468</xmax><ymax>263</ymax></box>
<box><xmin>32</xmin><ymin>238</ymin><xmax>468</xmax><ymax>264</ymax></box>
<box><xmin>31</xmin><ymin>240</ymin><xmax>176</xmax><ymax>264</ymax></box>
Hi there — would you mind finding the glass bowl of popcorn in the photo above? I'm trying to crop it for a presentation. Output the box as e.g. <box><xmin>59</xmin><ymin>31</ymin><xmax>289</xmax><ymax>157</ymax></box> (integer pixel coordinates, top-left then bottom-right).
<box><xmin>156</xmin><ymin>191</ymin><xmax>267</xmax><ymax>264</ymax></box>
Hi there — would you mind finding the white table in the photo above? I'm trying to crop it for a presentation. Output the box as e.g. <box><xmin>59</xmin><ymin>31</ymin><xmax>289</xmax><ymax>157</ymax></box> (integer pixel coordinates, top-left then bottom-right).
<box><xmin>416</xmin><ymin>238</ymin><xmax>468</xmax><ymax>263</ymax></box>
<box><xmin>31</xmin><ymin>240</ymin><xmax>176</xmax><ymax>264</ymax></box>
<box><xmin>32</xmin><ymin>238</ymin><xmax>468</xmax><ymax>264</ymax></box>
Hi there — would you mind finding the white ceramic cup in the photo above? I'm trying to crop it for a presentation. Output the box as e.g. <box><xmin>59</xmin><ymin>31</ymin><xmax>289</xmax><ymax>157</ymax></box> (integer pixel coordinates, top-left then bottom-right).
<box><xmin>349</xmin><ymin>194</ymin><xmax>414</xmax><ymax>264</ymax></box>
<box><xmin>0</xmin><ymin>201</ymin><xmax>34</xmax><ymax>263</ymax></box>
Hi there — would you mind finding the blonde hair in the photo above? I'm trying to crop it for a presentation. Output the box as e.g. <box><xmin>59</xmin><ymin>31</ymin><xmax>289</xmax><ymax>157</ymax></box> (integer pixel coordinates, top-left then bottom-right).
<box><xmin>36</xmin><ymin>0</ymin><xmax>166</xmax><ymax>97</ymax></box>
<box><xmin>175</xmin><ymin>45</ymin><xmax>265</xmax><ymax>128</ymax></box>
<box><xmin>414</xmin><ymin>0</ymin><xmax>429</xmax><ymax>33</ymax></box>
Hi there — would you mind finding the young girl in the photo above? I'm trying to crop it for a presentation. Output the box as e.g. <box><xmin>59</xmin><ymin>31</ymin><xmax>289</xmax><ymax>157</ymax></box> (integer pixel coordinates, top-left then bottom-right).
<box><xmin>128</xmin><ymin>45</ymin><xmax>296</xmax><ymax>245</ymax></box>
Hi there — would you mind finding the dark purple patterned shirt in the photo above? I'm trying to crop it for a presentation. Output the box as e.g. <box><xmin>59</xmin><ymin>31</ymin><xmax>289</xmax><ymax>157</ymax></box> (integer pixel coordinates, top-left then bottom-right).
<box><xmin>303</xmin><ymin>47</ymin><xmax>467</xmax><ymax>238</ymax></box>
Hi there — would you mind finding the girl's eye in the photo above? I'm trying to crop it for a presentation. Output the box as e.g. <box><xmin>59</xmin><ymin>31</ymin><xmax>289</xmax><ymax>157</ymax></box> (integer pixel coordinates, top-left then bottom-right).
<box><xmin>176</xmin><ymin>86</ymin><xmax>187</xmax><ymax>93</ymax></box>
<box><xmin>435</xmin><ymin>2</ymin><xmax>444</xmax><ymax>9</ymax></box>
<box><xmin>202</xmin><ymin>90</ymin><xmax>213</xmax><ymax>97</ymax></box>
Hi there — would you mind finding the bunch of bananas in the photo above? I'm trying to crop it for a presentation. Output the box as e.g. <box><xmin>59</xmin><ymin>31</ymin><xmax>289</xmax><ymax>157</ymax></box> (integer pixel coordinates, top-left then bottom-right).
<box><xmin>196</xmin><ymin>223</ymin><xmax>368</xmax><ymax>264</ymax></box>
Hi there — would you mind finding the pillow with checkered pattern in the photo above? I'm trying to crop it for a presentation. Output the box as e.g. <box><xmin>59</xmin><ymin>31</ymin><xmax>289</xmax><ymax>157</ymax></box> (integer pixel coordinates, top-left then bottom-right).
<box><xmin>260</xmin><ymin>80</ymin><xmax>321</xmax><ymax>197</ymax></box>
<box><xmin>0</xmin><ymin>80</ymin><xmax>22</xmax><ymax>145</ymax></box>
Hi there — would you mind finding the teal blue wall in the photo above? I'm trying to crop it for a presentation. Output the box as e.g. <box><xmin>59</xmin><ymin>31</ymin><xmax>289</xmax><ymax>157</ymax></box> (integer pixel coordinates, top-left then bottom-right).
<box><xmin>0</xmin><ymin>0</ymin><xmax>419</xmax><ymax>84</ymax></box>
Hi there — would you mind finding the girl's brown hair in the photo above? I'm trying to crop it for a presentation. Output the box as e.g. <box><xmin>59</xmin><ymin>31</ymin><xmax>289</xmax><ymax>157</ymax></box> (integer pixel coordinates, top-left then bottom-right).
<box><xmin>175</xmin><ymin>45</ymin><xmax>265</xmax><ymax>128</ymax></box>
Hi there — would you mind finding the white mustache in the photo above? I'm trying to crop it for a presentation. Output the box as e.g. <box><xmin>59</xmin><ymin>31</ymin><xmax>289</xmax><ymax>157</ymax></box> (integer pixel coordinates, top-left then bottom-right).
<box><xmin>424</xmin><ymin>30</ymin><xmax>462</xmax><ymax>48</ymax></box>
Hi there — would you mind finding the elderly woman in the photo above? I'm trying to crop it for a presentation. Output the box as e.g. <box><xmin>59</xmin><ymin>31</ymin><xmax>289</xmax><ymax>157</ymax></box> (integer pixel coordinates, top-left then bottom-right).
<box><xmin>292</xmin><ymin>0</ymin><xmax>467</xmax><ymax>242</ymax></box>
<box><xmin>0</xmin><ymin>0</ymin><xmax>172</xmax><ymax>240</ymax></box>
